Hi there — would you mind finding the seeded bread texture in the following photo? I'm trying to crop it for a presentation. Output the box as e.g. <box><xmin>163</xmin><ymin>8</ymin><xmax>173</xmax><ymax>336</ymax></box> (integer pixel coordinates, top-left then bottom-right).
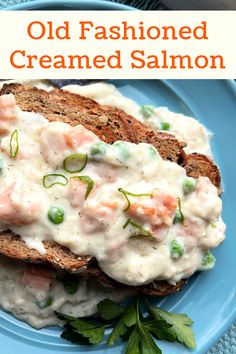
<box><xmin>0</xmin><ymin>233</ymin><xmax>91</xmax><ymax>272</ymax></box>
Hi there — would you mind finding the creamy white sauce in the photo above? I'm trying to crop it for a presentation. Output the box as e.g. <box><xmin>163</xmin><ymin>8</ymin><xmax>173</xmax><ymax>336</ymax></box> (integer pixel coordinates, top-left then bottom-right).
<box><xmin>0</xmin><ymin>256</ymin><xmax>132</xmax><ymax>328</ymax></box>
<box><xmin>0</xmin><ymin>80</ymin><xmax>225</xmax><ymax>329</ymax></box>
<box><xmin>63</xmin><ymin>82</ymin><xmax>212</xmax><ymax>156</ymax></box>
<box><xmin>0</xmin><ymin>80</ymin><xmax>212</xmax><ymax>155</ymax></box>
<box><xmin>0</xmin><ymin>95</ymin><xmax>225</xmax><ymax>285</ymax></box>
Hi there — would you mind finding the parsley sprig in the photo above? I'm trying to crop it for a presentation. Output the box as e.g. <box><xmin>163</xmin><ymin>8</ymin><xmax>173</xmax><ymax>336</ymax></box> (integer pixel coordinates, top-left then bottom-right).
<box><xmin>56</xmin><ymin>297</ymin><xmax>196</xmax><ymax>353</ymax></box>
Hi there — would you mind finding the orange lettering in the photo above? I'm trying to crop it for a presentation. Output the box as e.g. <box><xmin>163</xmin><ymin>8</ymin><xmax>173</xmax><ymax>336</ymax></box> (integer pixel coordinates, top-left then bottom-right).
<box><xmin>27</xmin><ymin>21</ymin><xmax>45</xmax><ymax>40</ymax></box>
<box><xmin>10</xmin><ymin>50</ymin><xmax>25</xmax><ymax>68</ymax></box>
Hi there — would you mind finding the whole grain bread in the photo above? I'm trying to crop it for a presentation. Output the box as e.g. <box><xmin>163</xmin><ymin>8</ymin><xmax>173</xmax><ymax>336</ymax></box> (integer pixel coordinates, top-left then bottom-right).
<box><xmin>1</xmin><ymin>83</ymin><xmax>186</xmax><ymax>163</ymax></box>
<box><xmin>183</xmin><ymin>153</ymin><xmax>221</xmax><ymax>192</ymax></box>
<box><xmin>0</xmin><ymin>232</ymin><xmax>91</xmax><ymax>272</ymax></box>
<box><xmin>0</xmin><ymin>83</ymin><xmax>221</xmax><ymax>295</ymax></box>
<box><xmin>80</xmin><ymin>266</ymin><xmax>186</xmax><ymax>296</ymax></box>
<box><xmin>0</xmin><ymin>83</ymin><xmax>221</xmax><ymax>190</ymax></box>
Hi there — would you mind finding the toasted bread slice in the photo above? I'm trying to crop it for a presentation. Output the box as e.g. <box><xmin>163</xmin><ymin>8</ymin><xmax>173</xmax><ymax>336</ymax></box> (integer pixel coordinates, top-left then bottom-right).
<box><xmin>0</xmin><ymin>83</ymin><xmax>221</xmax><ymax>295</ymax></box>
<box><xmin>80</xmin><ymin>267</ymin><xmax>186</xmax><ymax>296</ymax></box>
<box><xmin>0</xmin><ymin>84</ymin><xmax>221</xmax><ymax>190</ymax></box>
<box><xmin>0</xmin><ymin>232</ymin><xmax>91</xmax><ymax>272</ymax></box>
<box><xmin>183</xmin><ymin>153</ymin><xmax>221</xmax><ymax>193</ymax></box>
<box><xmin>1</xmin><ymin>83</ymin><xmax>186</xmax><ymax>163</ymax></box>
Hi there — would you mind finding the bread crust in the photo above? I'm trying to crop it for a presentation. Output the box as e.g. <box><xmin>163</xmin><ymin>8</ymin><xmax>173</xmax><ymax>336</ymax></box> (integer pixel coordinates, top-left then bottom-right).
<box><xmin>0</xmin><ymin>232</ymin><xmax>91</xmax><ymax>272</ymax></box>
<box><xmin>0</xmin><ymin>84</ymin><xmax>222</xmax><ymax>295</ymax></box>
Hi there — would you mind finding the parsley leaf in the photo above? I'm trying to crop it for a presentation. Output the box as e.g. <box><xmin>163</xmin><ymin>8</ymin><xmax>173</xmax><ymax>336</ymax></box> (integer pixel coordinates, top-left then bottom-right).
<box><xmin>136</xmin><ymin>298</ymin><xmax>162</xmax><ymax>354</ymax></box>
<box><xmin>107</xmin><ymin>316</ymin><xmax>128</xmax><ymax>346</ymax></box>
<box><xmin>97</xmin><ymin>298</ymin><xmax>124</xmax><ymax>320</ymax></box>
<box><xmin>57</xmin><ymin>297</ymin><xmax>196</xmax><ymax>353</ymax></box>
<box><xmin>149</xmin><ymin>306</ymin><xmax>196</xmax><ymax>349</ymax></box>
<box><xmin>70</xmin><ymin>319</ymin><xmax>105</xmax><ymax>345</ymax></box>
<box><xmin>61</xmin><ymin>327</ymin><xmax>91</xmax><ymax>345</ymax></box>
<box><xmin>124</xmin><ymin>299</ymin><xmax>162</xmax><ymax>354</ymax></box>
<box><xmin>125</xmin><ymin>327</ymin><xmax>140</xmax><ymax>354</ymax></box>
<box><xmin>144</xmin><ymin>319</ymin><xmax>175</xmax><ymax>342</ymax></box>
<box><xmin>107</xmin><ymin>301</ymin><xmax>137</xmax><ymax>346</ymax></box>
<box><xmin>56</xmin><ymin>312</ymin><xmax>106</xmax><ymax>345</ymax></box>
<box><xmin>123</xmin><ymin>301</ymin><xmax>137</xmax><ymax>327</ymax></box>
<box><xmin>139</xmin><ymin>328</ymin><xmax>162</xmax><ymax>354</ymax></box>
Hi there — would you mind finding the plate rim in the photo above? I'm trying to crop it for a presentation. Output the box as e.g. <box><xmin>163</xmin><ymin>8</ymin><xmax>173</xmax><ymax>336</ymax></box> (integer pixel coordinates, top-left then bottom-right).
<box><xmin>0</xmin><ymin>78</ymin><xmax>235</xmax><ymax>354</ymax></box>
<box><xmin>5</xmin><ymin>0</ymin><xmax>135</xmax><ymax>11</ymax></box>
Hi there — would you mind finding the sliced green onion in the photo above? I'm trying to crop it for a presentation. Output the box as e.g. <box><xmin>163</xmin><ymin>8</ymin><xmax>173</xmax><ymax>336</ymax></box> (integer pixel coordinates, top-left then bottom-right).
<box><xmin>48</xmin><ymin>206</ymin><xmax>64</xmax><ymax>225</ymax></box>
<box><xmin>210</xmin><ymin>219</ymin><xmax>217</xmax><ymax>228</ymax></box>
<box><xmin>118</xmin><ymin>188</ymin><xmax>153</xmax><ymax>212</ymax></box>
<box><xmin>63</xmin><ymin>153</ymin><xmax>88</xmax><ymax>173</ymax></box>
<box><xmin>37</xmin><ymin>297</ymin><xmax>53</xmax><ymax>309</ymax></box>
<box><xmin>173</xmin><ymin>197</ymin><xmax>185</xmax><ymax>224</ymax></box>
<box><xmin>62</xmin><ymin>276</ymin><xmax>79</xmax><ymax>295</ymax></box>
<box><xmin>160</xmin><ymin>121</ymin><xmax>171</xmax><ymax>131</ymax></box>
<box><xmin>140</xmin><ymin>104</ymin><xmax>155</xmax><ymax>118</ymax></box>
<box><xmin>71</xmin><ymin>175</ymin><xmax>94</xmax><ymax>199</ymax></box>
<box><xmin>170</xmin><ymin>240</ymin><xmax>184</xmax><ymax>259</ymax></box>
<box><xmin>123</xmin><ymin>218</ymin><xmax>153</xmax><ymax>239</ymax></box>
<box><xmin>183</xmin><ymin>177</ymin><xmax>197</xmax><ymax>194</ymax></box>
<box><xmin>113</xmin><ymin>141</ymin><xmax>130</xmax><ymax>161</ymax></box>
<box><xmin>10</xmin><ymin>129</ymin><xmax>19</xmax><ymax>158</ymax></box>
<box><xmin>201</xmin><ymin>251</ymin><xmax>216</xmax><ymax>268</ymax></box>
<box><xmin>43</xmin><ymin>174</ymin><xmax>68</xmax><ymax>189</ymax></box>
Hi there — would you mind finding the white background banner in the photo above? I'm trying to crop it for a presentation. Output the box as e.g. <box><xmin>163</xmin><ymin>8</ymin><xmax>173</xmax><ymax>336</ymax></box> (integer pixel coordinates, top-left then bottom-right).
<box><xmin>0</xmin><ymin>11</ymin><xmax>235</xmax><ymax>79</ymax></box>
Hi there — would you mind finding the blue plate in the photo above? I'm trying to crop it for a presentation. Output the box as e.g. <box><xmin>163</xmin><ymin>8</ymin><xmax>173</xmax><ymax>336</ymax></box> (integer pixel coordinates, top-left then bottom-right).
<box><xmin>2</xmin><ymin>1</ymin><xmax>236</xmax><ymax>354</ymax></box>
<box><xmin>0</xmin><ymin>79</ymin><xmax>235</xmax><ymax>354</ymax></box>
<box><xmin>6</xmin><ymin>0</ymin><xmax>134</xmax><ymax>10</ymax></box>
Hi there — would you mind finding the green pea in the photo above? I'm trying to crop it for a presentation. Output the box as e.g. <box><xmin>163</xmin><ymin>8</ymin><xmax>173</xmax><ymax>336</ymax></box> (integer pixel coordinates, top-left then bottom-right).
<box><xmin>140</xmin><ymin>104</ymin><xmax>155</xmax><ymax>118</ymax></box>
<box><xmin>170</xmin><ymin>240</ymin><xmax>184</xmax><ymax>259</ymax></box>
<box><xmin>183</xmin><ymin>177</ymin><xmax>197</xmax><ymax>194</ymax></box>
<box><xmin>113</xmin><ymin>141</ymin><xmax>130</xmax><ymax>161</ymax></box>
<box><xmin>48</xmin><ymin>206</ymin><xmax>64</xmax><ymax>225</ymax></box>
<box><xmin>37</xmin><ymin>297</ymin><xmax>53</xmax><ymax>309</ymax></box>
<box><xmin>62</xmin><ymin>276</ymin><xmax>79</xmax><ymax>295</ymax></box>
<box><xmin>201</xmin><ymin>251</ymin><xmax>215</xmax><ymax>268</ymax></box>
<box><xmin>147</xmin><ymin>146</ymin><xmax>157</xmax><ymax>158</ymax></box>
<box><xmin>91</xmin><ymin>141</ymin><xmax>109</xmax><ymax>158</ymax></box>
<box><xmin>160</xmin><ymin>121</ymin><xmax>171</xmax><ymax>131</ymax></box>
